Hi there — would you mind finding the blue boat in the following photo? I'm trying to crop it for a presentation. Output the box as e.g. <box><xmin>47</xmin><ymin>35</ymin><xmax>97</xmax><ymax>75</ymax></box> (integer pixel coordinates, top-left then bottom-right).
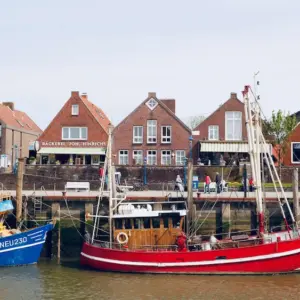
<box><xmin>0</xmin><ymin>198</ymin><xmax>54</xmax><ymax>267</ymax></box>
<box><xmin>0</xmin><ymin>223</ymin><xmax>54</xmax><ymax>266</ymax></box>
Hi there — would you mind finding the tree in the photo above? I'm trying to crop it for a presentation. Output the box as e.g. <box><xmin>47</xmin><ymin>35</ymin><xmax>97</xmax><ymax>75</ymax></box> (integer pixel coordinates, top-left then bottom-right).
<box><xmin>186</xmin><ymin>115</ymin><xmax>206</xmax><ymax>130</ymax></box>
<box><xmin>263</xmin><ymin>110</ymin><xmax>297</xmax><ymax>177</ymax></box>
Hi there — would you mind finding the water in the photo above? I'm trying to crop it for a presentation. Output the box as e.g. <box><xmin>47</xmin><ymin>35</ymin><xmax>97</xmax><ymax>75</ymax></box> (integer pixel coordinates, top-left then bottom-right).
<box><xmin>1</xmin><ymin>261</ymin><xmax>300</xmax><ymax>300</ymax></box>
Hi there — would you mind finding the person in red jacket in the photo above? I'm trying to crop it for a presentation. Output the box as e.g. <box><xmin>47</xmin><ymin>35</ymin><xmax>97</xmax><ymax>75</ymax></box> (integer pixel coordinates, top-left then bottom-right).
<box><xmin>99</xmin><ymin>166</ymin><xmax>104</xmax><ymax>180</ymax></box>
<box><xmin>249</xmin><ymin>177</ymin><xmax>254</xmax><ymax>192</ymax></box>
<box><xmin>204</xmin><ymin>173</ymin><xmax>211</xmax><ymax>194</ymax></box>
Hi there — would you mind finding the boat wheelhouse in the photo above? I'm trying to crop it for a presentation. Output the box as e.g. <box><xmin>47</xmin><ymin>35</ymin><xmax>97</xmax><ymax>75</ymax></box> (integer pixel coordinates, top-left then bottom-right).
<box><xmin>111</xmin><ymin>201</ymin><xmax>187</xmax><ymax>250</ymax></box>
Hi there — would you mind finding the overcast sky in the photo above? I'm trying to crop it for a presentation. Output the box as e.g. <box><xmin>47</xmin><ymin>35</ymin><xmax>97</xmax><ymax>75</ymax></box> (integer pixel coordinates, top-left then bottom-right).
<box><xmin>1</xmin><ymin>0</ymin><xmax>300</xmax><ymax>130</ymax></box>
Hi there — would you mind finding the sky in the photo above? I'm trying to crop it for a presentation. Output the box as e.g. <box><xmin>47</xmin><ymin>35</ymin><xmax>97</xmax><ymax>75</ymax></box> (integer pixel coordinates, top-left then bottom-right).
<box><xmin>1</xmin><ymin>0</ymin><xmax>300</xmax><ymax>130</ymax></box>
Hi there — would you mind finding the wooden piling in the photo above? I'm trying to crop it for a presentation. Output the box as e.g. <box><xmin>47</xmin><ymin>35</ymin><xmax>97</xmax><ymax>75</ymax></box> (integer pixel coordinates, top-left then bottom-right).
<box><xmin>222</xmin><ymin>203</ymin><xmax>231</xmax><ymax>237</ymax></box>
<box><xmin>51</xmin><ymin>203</ymin><xmax>61</xmax><ymax>263</ymax></box>
<box><xmin>293</xmin><ymin>168</ymin><xmax>299</xmax><ymax>223</ymax></box>
<box><xmin>16</xmin><ymin>157</ymin><xmax>25</xmax><ymax>226</ymax></box>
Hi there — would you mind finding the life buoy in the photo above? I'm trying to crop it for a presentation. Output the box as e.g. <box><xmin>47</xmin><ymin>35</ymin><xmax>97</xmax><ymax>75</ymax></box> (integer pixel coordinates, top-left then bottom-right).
<box><xmin>116</xmin><ymin>232</ymin><xmax>128</xmax><ymax>244</ymax></box>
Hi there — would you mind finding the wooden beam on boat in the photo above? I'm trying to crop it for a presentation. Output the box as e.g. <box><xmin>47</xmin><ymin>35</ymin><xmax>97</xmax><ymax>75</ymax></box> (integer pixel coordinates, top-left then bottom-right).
<box><xmin>293</xmin><ymin>168</ymin><xmax>299</xmax><ymax>223</ymax></box>
<box><xmin>16</xmin><ymin>157</ymin><xmax>25</xmax><ymax>225</ymax></box>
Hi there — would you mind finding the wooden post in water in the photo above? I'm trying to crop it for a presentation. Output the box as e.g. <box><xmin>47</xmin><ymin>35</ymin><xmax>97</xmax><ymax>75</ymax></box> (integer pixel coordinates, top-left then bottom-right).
<box><xmin>16</xmin><ymin>157</ymin><xmax>25</xmax><ymax>226</ymax></box>
<box><xmin>52</xmin><ymin>202</ymin><xmax>61</xmax><ymax>263</ymax></box>
<box><xmin>187</xmin><ymin>159</ymin><xmax>193</xmax><ymax>235</ymax></box>
<box><xmin>293</xmin><ymin>168</ymin><xmax>299</xmax><ymax>223</ymax></box>
<box><xmin>57</xmin><ymin>205</ymin><xmax>61</xmax><ymax>264</ymax></box>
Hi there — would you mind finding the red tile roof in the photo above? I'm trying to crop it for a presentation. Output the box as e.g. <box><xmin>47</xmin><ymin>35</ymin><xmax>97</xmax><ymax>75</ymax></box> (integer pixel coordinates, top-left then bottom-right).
<box><xmin>80</xmin><ymin>95</ymin><xmax>111</xmax><ymax>133</ymax></box>
<box><xmin>0</xmin><ymin>103</ymin><xmax>42</xmax><ymax>133</ymax></box>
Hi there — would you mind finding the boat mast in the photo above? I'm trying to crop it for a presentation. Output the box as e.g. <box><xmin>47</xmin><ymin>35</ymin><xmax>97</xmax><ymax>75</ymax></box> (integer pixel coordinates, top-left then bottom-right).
<box><xmin>243</xmin><ymin>85</ymin><xmax>264</xmax><ymax>234</ymax></box>
<box><xmin>107</xmin><ymin>125</ymin><xmax>113</xmax><ymax>248</ymax></box>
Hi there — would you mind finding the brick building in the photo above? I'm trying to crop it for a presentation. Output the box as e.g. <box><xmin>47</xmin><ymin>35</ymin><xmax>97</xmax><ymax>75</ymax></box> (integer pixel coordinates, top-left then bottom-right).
<box><xmin>192</xmin><ymin>92</ymin><xmax>271</xmax><ymax>166</ymax></box>
<box><xmin>0</xmin><ymin>102</ymin><xmax>42</xmax><ymax>168</ymax></box>
<box><xmin>112</xmin><ymin>92</ymin><xmax>191</xmax><ymax>166</ymax></box>
<box><xmin>37</xmin><ymin>91</ymin><xmax>110</xmax><ymax>165</ymax></box>
<box><xmin>282</xmin><ymin>123</ymin><xmax>300</xmax><ymax>166</ymax></box>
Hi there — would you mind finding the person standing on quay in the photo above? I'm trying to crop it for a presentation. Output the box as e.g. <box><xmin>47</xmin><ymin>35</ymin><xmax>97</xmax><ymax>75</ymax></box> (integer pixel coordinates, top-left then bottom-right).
<box><xmin>215</xmin><ymin>172</ymin><xmax>221</xmax><ymax>194</ymax></box>
<box><xmin>204</xmin><ymin>173</ymin><xmax>211</xmax><ymax>194</ymax></box>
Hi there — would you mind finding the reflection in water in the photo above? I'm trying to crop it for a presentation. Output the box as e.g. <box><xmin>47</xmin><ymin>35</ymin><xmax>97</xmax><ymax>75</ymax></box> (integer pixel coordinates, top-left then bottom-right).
<box><xmin>0</xmin><ymin>261</ymin><xmax>300</xmax><ymax>300</ymax></box>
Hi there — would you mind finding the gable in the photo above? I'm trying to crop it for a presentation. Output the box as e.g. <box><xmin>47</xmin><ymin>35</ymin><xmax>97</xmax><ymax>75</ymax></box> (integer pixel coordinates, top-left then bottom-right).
<box><xmin>114</xmin><ymin>92</ymin><xmax>191</xmax><ymax>134</ymax></box>
<box><xmin>193</xmin><ymin>93</ymin><xmax>244</xmax><ymax>132</ymax></box>
<box><xmin>38</xmin><ymin>91</ymin><xmax>108</xmax><ymax>144</ymax></box>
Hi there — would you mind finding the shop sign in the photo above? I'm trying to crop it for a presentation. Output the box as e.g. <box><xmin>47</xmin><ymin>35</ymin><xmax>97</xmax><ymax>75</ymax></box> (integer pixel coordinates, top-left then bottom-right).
<box><xmin>40</xmin><ymin>141</ymin><xmax>106</xmax><ymax>147</ymax></box>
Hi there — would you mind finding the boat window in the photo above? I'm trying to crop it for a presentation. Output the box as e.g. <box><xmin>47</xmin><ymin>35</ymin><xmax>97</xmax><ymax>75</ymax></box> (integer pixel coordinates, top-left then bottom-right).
<box><xmin>163</xmin><ymin>217</ymin><xmax>169</xmax><ymax>228</ymax></box>
<box><xmin>152</xmin><ymin>218</ymin><xmax>160</xmax><ymax>228</ymax></box>
<box><xmin>172</xmin><ymin>216</ymin><xmax>181</xmax><ymax>228</ymax></box>
<box><xmin>143</xmin><ymin>218</ymin><xmax>150</xmax><ymax>229</ymax></box>
<box><xmin>115</xmin><ymin>219</ymin><xmax>123</xmax><ymax>229</ymax></box>
<box><xmin>134</xmin><ymin>218</ymin><xmax>142</xmax><ymax>229</ymax></box>
<box><xmin>124</xmin><ymin>219</ymin><xmax>132</xmax><ymax>229</ymax></box>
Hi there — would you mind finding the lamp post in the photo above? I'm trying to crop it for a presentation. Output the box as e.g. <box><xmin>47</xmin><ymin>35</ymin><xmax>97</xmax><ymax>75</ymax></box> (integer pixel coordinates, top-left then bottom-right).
<box><xmin>189</xmin><ymin>135</ymin><xmax>193</xmax><ymax>161</ymax></box>
<box><xmin>183</xmin><ymin>157</ymin><xmax>188</xmax><ymax>186</ymax></box>
<box><xmin>143</xmin><ymin>157</ymin><xmax>147</xmax><ymax>185</ymax></box>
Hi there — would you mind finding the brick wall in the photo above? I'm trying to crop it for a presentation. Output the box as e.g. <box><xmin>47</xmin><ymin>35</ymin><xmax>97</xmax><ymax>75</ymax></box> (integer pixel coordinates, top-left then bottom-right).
<box><xmin>112</xmin><ymin>93</ymin><xmax>191</xmax><ymax>165</ymax></box>
<box><xmin>0</xmin><ymin>165</ymin><xmax>296</xmax><ymax>191</ymax></box>
<box><xmin>38</xmin><ymin>92</ymin><xmax>108</xmax><ymax>147</ymax></box>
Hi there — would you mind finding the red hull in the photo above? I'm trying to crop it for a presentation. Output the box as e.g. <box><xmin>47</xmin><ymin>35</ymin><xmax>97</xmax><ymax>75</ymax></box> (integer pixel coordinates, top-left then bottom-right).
<box><xmin>80</xmin><ymin>238</ymin><xmax>300</xmax><ymax>274</ymax></box>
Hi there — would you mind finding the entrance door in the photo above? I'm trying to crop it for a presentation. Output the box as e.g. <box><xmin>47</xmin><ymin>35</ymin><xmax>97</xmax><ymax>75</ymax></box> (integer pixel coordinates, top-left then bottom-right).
<box><xmin>75</xmin><ymin>155</ymin><xmax>85</xmax><ymax>165</ymax></box>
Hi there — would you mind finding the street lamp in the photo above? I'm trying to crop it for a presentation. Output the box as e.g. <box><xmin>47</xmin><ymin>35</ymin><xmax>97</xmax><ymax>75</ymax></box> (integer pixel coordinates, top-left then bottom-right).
<box><xmin>189</xmin><ymin>135</ymin><xmax>193</xmax><ymax>160</ymax></box>
<box><xmin>183</xmin><ymin>157</ymin><xmax>188</xmax><ymax>186</ymax></box>
<box><xmin>143</xmin><ymin>156</ymin><xmax>147</xmax><ymax>185</ymax></box>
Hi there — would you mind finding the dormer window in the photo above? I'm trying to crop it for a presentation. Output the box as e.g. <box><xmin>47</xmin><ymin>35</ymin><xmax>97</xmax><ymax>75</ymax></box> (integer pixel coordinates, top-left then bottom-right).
<box><xmin>146</xmin><ymin>98</ymin><xmax>158</xmax><ymax>110</ymax></box>
<box><xmin>72</xmin><ymin>104</ymin><xmax>79</xmax><ymax>115</ymax></box>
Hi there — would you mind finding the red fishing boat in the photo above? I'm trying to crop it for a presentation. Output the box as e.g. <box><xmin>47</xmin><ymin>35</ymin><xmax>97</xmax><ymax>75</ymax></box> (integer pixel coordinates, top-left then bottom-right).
<box><xmin>81</xmin><ymin>83</ymin><xmax>300</xmax><ymax>274</ymax></box>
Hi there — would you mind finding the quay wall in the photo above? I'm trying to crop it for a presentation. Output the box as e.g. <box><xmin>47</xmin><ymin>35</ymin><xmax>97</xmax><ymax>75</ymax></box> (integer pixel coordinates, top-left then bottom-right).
<box><xmin>0</xmin><ymin>165</ymin><xmax>298</xmax><ymax>191</ymax></box>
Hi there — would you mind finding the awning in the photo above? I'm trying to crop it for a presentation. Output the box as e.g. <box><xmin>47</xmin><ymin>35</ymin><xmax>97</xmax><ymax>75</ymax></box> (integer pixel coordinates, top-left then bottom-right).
<box><xmin>38</xmin><ymin>148</ymin><xmax>106</xmax><ymax>155</ymax></box>
<box><xmin>199</xmin><ymin>142</ymin><xmax>272</xmax><ymax>154</ymax></box>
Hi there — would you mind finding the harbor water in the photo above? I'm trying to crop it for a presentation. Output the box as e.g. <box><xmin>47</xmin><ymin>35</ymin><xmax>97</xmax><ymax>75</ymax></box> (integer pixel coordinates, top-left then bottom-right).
<box><xmin>1</xmin><ymin>260</ymin><xmax>300</xmax><ymax>300</ymax></box>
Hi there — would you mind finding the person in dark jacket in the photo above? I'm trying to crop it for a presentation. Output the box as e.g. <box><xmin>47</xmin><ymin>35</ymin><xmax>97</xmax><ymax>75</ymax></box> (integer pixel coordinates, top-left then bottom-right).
<box><xmin>215</xmin><ymin>172</ymin><xmax>221</xmax><ymax>194</ymax></box>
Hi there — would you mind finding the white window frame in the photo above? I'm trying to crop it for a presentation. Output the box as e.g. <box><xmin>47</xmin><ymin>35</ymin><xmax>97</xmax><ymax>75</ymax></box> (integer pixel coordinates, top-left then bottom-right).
<box><xmin>91</xmin><ymin>155</ymin><xmax>100</xmax><ymax>165</ymax></box>
<box><xmin>146</xmin><ymin>98</ymin><xmax>158</xmax><ymax>110</ymax></box>
<box><xmin>175</xmin><ymin>150</ymin><xmax>186</xmax><ymax>166</ymax></box>
<box><xmin>133</xmin><ymin>150</ymin><xmax>143</xmax><ymax>165</ymax></box>
<box><xmin>208</xmin><ymin>125</ymin><xmax>219</xmax><ymax>140</ymax></box>
<box><xmin>161</xmin><ymin>126</ymin><xmax>172</xmax><ymax>143</ymax></box>
<box><xmin>62</xmin><ymin>127</ymin><xmax>88</xmax><ymax>140</ymax></box>
<box><xmin>147</xmin><ymin>150</ymin><xmax>157</xmax><ymax>165</ymax></box>
<box><xmin>119</xmin><ymin>150</ymin><xmax>129</xmax><ymax>165</ymax></box>
<box><xmin>225</xmin><ymin>111</ymin><xmax>242</xmax><ymax>141</ymax></box>
<box><xmin>72</xmin><ymin>104</ymin><xmax>79</xmax><ymax>116</ymax></box>
<box><xmin>161</xmin><ymin>150</ymin><xmax>171</xmax><ymax>165</ymax></box>
<box><xmin>133</xmin><ymin>126</ymin><xmax>143</xmax><ymax>144</ymax></box>
<box><xmin>147</xmin><ymin>120</ymin><xmax>157</xmax><ymax>143</ymax></box>
<box><xmin>291</xmin><ymin>142</ymin><xmax>300</xmax><ymax>164</ymax></box>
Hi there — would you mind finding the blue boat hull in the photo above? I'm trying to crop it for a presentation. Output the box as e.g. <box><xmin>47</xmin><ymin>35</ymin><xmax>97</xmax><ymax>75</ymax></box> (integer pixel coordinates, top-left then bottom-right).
<box><xmin>0</xmin><ymin>223</ymin><xmax>53</xmax><ymax>267</ymax></box>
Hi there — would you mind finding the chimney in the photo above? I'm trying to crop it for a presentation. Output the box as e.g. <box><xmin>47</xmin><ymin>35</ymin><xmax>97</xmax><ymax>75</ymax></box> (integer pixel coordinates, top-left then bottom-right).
<box><xmin>2</xmin><ymin>102</ymin><xmax>14</xmax><ymax>111</ymax></box>
<box><xmin>71</xmin><ymin>91</ymin><xmax>79</xmax><ymax>97</ymax></box>
<box><xmin>230</xmin><ymin>92</ymin><xmax>237</xmax><ymax>99</ymax></box>
<box><xmin>81</xmin><ymin>93</ymin><xmax>88</xmax><ymax>100</ymax></box>
<box><xmin>148</xmin><ymin>92</ymin><xmax>156</xmax><ymax>98</ymax></box>
<box><xmin>161</xmin><ymin>99</ymin><xmax>176</xmax><ymax>114</ymax></box>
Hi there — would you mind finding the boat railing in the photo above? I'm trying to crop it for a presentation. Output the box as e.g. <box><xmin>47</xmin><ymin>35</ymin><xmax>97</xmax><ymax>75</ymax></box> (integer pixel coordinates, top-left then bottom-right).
<box><xmin>91</xmin><ymin>239</ymin><xmax>179</xmax><ymax>252</ymax></box>
<box><xmin>191</xmin><ymin>229</ymin><xmax>258</xmax><ymax>240</ymax></box>
<box><xmin>270</xmin><ymin>225</ymin><xmax>293</xmax><ymax>232</ymax></box>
